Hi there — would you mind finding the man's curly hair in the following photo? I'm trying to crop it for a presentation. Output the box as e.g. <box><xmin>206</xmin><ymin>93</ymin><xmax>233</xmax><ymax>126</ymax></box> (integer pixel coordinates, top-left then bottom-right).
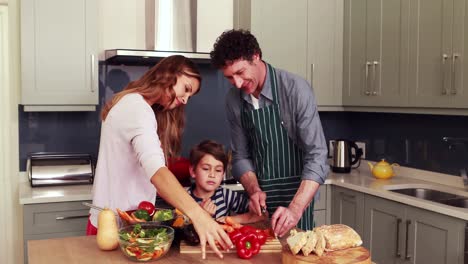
<box><xmin>210</xmin><ymin>29</ymin><xmax>262</xmax><ymax>69</ymax></box>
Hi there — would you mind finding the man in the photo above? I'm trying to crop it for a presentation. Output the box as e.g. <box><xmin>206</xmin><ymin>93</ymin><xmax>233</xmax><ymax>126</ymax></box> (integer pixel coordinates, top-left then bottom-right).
<box><xmin>210</xmin><ymin>29</ymin><xmax>329</xmax><ymax>237</ymax></box>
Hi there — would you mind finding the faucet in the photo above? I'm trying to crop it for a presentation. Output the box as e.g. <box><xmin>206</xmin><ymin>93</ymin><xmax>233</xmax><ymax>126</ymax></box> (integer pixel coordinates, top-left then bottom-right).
<box><xmin>442</xmin><ymin>137</ymin><xmax>468</xmax><ymax>186</ymax></box>
<box><xmin>461</xmin><ymin>169</ymin><xmax>468</xmax><ymax>186</ymax></box>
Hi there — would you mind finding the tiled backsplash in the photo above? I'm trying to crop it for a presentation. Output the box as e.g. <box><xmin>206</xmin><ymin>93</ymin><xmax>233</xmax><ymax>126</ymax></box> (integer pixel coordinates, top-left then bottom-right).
<box><xmin>18</xmin><ymin>64</ymin><xmax>468</xmax><ymax>180</ymax></box>
<box><xmin>319</xmin><ymin>111</ymin><xmax>468</xmax><ymax>177</ymax></box>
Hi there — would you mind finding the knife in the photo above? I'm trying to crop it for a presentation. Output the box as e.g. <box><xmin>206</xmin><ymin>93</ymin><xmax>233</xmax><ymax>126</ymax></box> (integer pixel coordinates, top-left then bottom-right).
<box><xmin>82</xmin><ymin>202</ymin><xmax>118</xmax><ymax>216</ymax></box>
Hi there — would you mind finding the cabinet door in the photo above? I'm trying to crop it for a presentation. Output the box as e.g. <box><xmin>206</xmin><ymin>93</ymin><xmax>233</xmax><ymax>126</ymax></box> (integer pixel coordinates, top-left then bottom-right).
<box><xmin>250</xmin><ymin>0</ymin><xmax>308</xmax><ymax>80</ymax></box>
<box><xmin>408</xmin><ymin>0</ymin><xmax>453</xmax><ymax>107</ymax></box>
<box><xmin>343</xmin><ymin>0</ymin><xmax>408</xmax><ymax>107</ymax></box>
<box><xmin>405</xmin><ymin>206</ymin><xmax>465</xmax><ymax>264</ymax></box>
<box><xmin>21</xmin><ymin>0</ymin><xmax>98</xmax><ymax>106</ymax></box>
<box><xmin>307</xmin><ymin>0</ymin><xmax>343</xmax><ymax>106</ymax></box>
<box><xmin>343</xmin><ymin>0</ymin><xmax>367</xmax><ymax>105</ymax></box>
<box><xmin>331</xmin><ymin>186</ymin><xmax>364</xmax><ymax>236</ymax></box>
<box><xmin>450</xmin><ymin>0</ymin><xmax>468</xmax><ymax>107</ymax></box>
<box><xmin>366</xmin><ymin>0</ymin><xmax>409</xmax><ymax>106</ymax></box>
<box><xmin>364</xmin><ymin>195</ymin><xmax>405</xmax><ymax>264</ymax></box>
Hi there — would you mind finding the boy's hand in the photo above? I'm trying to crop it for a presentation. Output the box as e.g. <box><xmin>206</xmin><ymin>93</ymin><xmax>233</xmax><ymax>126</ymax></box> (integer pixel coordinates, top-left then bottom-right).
<box><xmin>201</xmin><ymin>198</ymin><xmax>216</xmax><ymax>216</ymax></box>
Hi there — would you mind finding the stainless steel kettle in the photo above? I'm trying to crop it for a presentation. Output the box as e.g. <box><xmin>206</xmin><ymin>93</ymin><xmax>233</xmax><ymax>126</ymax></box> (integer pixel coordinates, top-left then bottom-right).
<box><xmin>331</xmin><ymin>140</ymin><xmax>363</xmax><ymax>173</ymax></box>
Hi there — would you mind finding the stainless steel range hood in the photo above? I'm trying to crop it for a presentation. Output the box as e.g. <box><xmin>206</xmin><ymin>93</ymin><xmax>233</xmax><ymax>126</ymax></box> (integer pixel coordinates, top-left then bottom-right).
<box><xmin>105</xmin><ymin>0</ymin><xmax>232</xmax><ymax>65</ymax></box>
<box><xmin>104</xmin><ymin>49</ymin><xmax>210</xmax><ymax>65</ymax></box>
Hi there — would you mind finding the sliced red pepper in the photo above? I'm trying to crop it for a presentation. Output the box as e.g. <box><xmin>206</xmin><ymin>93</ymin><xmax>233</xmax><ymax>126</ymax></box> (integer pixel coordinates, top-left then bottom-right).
<box><xmin>255</xmin><ymin>229</ymin><xmax>267</xmax><ymax>245</ymax></box>
<box><xmin>236</xmin><ymin>233</ymin><xmax>261</xmax><ymax>259</ymax></box>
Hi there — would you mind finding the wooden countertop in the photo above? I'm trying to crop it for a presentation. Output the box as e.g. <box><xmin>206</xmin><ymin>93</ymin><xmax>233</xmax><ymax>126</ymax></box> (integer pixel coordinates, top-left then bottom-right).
<box><xmin>28</xmin><ymin>236</ymin><xmax>282</xmax><ymax>264</ymax></box>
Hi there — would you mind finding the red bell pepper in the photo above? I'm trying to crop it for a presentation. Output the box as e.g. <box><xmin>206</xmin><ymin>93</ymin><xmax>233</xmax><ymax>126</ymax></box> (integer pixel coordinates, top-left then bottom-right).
<box><xmin>228</xmin><ymin>229</ymin><xmax>243</xmax><ymax>244</ymax></box>
<box><xmin>238</xmin><ymin>225</ymin><xmax>268</xmax><ymax>245</ymax></box>
<box><xmin>239</xmin><ymin>225</ymin><xmax>257</xmax><ymax>234</ymax></box>
<box><xmin>236</xmin><ymin>233</ymin><xmax>261</xmax><ymax>259</ymax></box>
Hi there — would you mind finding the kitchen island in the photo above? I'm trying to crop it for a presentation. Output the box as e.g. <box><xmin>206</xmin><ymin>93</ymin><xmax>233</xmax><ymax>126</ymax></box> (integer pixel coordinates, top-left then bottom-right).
<box><xmin>28</xmin><ymin>236</ymin><xmax>282</xmax><ymax>264</ymax></box>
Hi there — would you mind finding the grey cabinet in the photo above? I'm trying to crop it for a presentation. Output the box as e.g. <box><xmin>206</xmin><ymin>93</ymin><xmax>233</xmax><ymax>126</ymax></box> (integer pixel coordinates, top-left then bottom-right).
<box><xmin>313</xmin><ymin>185</ymin><xmax>327</xmax><ymax>227</ymax></box>
<box><xmin>408</xmin><ymin>0</ymin><xmax>468</xmax><ymax>108</ymax></box>
<box><xmin>21</xmin><ymin>0</ymin><xmax>98</xmax><ymax>111</ymax></box>
<box><xmin>235</xmin><ymin>0</ymin><xmax>343</xmax><ymax>107</ymax></box>
<box><xmin>343</xmin><ymin>0</ymin><xmax>409</xmax><ymax>107</ymax></box>
<box><xmin>405</xmin><ymin>206</ymin><xmax>464</xmax><ymax>264</ymax></box>
<box><xmin>331</xmin><ymin>186</ymin><xmax>365</xmax><ymax>236</ymax></box>
<box><xmin>249</xmin><ymin>0</ymin><xmax>308</xmax><ymax>80</ymax></box>
<box><xmin>306</xmin><ymin>0</ymin><xmax>343</xmax><ymax>107</ymax></box>
<box><xmin>364</xmin><ymin>194</ymin><xmax>406</xmax><ymax>264</ymax></box>
<box><xmin>23</xmin><ymin>201</ymin><xmax>91</xmax><ymax>263</ymax></box>
<box><xmin>364</xmin><ymin>195</ymin><xmax>465</xmax><ymax>264</ymax></box>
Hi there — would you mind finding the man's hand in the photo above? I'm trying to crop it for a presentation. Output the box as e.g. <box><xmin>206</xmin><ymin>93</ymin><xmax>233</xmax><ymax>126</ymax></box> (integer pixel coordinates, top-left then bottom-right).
<box><xmin>248</xmin><ymin>190</ymin><xmax>267</xmax><ymax>216</ymax></box>
<box><xmin>270</xmin><ymin>206</ymin><xmax>302</xmax><ymax>237</ymax></box>
<box><xmin>200</xmin><ymin>198</ymin><xmax>217</xmax><ymax>216</ymax></box>
<box><xmin>239</xmin><ymin>171</ymin><xmax>266</xmax><ymax>216</ymax></box>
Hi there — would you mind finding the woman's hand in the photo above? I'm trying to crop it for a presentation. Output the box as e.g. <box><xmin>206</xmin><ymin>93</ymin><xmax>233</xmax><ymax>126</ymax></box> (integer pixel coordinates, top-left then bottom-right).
<box><xmin>151</xmin><ymin>167</ymin><xmax>232</xmax><ymax>259</ymax></box>
<box><xmin>270</xmin><ymin>206</ymin><xmax>301</xmax><ymax>237</ymax></box>
<box><xmin>200</xmin><ymin>198</ymin><xmax>216</xmax><ymax>216</ymax></box>
<box><xmin>191</xmin><ymin>210</ymin><xmax>233</xmax><ymax>259</ymax></box>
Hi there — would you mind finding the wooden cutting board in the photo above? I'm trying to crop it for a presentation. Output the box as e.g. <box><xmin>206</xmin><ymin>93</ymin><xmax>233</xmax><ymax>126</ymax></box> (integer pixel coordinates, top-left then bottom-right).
<box><xmin>180</xmin><ymin>238</ymin><xmax>283</xmax><ymax>254</ymax></box>
<box><xmin>281</xmin><ymin>246</ymin><xmax>371</xmax><ymax>264</ymax></box>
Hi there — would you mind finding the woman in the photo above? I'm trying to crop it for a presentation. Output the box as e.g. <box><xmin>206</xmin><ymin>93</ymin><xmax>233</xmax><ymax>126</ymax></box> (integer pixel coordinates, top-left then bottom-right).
<box><xmin>88</xmin><ymin>55</ymin><xmax>232</xmax><ymax>259</ymax></box>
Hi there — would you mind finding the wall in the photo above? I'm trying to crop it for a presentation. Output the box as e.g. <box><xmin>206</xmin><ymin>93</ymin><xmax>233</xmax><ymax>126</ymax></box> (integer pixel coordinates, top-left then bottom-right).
<box><xmin>2</xmin><ymin>1</ymin><xmax>23</xmax><ymax>264</ymax></box>
<box><xmin>19</xmin><ymin>62</ymin><xmax>232</xmax><ymax>170</ymax></box>
<box><xmin>18</xmin><ymin>63</ymin><xmax>468</xmax><ymax>181</ymax></box>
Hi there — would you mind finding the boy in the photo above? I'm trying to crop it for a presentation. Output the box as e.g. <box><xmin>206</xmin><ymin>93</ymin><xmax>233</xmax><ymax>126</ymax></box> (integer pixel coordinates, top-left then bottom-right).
<box><xmin>186</xmin><ymin>140</ymin><xmax>265</xmax><ymax>223</ymax></box>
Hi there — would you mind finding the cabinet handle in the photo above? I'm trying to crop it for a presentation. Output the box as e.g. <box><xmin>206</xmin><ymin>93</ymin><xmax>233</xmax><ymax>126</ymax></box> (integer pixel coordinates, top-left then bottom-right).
<box><xmin>311</xmin><ymin>63</ymin><xmax>315</xmax><ymax>87</ymax></box>
<box><xmin>372</xmin><ymin>61</ymin><xmax>379</xmax><ymax>95</ymax></box>
<box><xmin>451</xmin><ymin>53</ymin><xmax>459</xmax><ymax>95</ymax></box>
<box><xmin>405</xmin><ymin>219</ymin><xmax>411</xmax><ymax>260</ymax></box>
<box><xmin>56</xmin><ymin>215</ymin><xmax>89</xmax><ymax>220</ymax></box>
<box><xmin>90</xmin><ymin>54</ymin><xmax>96</xmax><ymax>93</ymax></box>
<box><xmin>442</xmin><ymin>54</ymin><xmax>449</xmax><ymax>95</ymax></box>
<box><xmin>395</xmin><ymin>218</ymin><xmax>401</xmax><ymax>257</ymax></box>
<box><xmin>365</xmin><ymin>62</ymin><xmax>372</xmax><ymax>95</ymax></box>
<box><xmin>340</xmin><ymin>192</ymin><xmax>356</xmax><ymax>199</ymax></box>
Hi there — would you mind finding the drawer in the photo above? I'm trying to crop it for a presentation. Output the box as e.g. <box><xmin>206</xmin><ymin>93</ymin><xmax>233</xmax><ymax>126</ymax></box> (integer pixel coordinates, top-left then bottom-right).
<box><xmin>23</xmin><ymin>200</ymin><xmax>91</xmax><ymax>235</ymax></box>
<box><xmin>314</xmin><ymin>185</ymin><xmax>326</xmax><ymax>210</ymax></box>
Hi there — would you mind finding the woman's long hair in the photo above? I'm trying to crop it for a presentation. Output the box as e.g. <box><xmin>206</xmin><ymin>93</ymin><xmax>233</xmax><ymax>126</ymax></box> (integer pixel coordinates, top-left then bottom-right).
<box><xmin>101</xmin><ymin>55</ymin><xmax>202</xmax><ymax>161</ymax></box>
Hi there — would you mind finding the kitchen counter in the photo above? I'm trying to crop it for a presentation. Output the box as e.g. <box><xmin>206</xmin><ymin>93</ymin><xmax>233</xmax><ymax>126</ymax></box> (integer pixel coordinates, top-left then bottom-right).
<box><xmin>27</xmin><ymin>236</ymin><xmax>282</xmax><ymax>264</ymax></box>
<box><xmin>19</xmin><ymin>162</ymin><xmax>468</xmax><ymax>220</ymax></box>
<box><xmin>19</xmin><ymin>181</ymin><xmax>93</xmax><ymax>204</ymax></box>
<box><xmin>328</xmin><ymin>161</ymin><xmax>468</xmax><ymax>221</ymax></box>
<box><xmin>19</xmin><ymin>176</ymin><xmax>244</xmax><ymax>204</ymax></box>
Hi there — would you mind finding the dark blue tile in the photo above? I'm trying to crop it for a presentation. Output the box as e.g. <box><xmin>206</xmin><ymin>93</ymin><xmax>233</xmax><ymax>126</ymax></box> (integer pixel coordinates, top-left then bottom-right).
<box><xmin>18</xmin><ymin>64</ymin><xmax>468</xmax><ymax>179</ymax></box>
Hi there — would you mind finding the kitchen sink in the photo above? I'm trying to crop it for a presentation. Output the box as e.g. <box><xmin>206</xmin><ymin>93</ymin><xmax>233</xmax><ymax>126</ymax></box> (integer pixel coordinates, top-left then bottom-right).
<box><xmin>388</xmin><ymin>187</ymin><xmax>468</xmax><ymax>209</ymax></box>
<box><xmin>389</xmin><ymin>188</ymin><xmax>458</xmax><ymax>202</ymax></box>
<box><xmin>442</xmin><ymin>198</ymin><xmax>468</xmax><ymax>208</ymax></box>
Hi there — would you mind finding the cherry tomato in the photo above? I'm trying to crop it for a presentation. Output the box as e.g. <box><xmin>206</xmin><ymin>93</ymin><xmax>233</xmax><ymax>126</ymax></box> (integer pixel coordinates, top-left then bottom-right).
<box><xmin>138</xmin><ymin>201</ymin><xmax>155</xmax><ymax>216</ymax></box>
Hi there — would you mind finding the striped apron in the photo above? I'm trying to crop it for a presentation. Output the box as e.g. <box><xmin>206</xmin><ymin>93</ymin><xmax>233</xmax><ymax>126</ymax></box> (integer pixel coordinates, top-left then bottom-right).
<box><xmin>240</xmin><ymin>63</ymin><xmax>314</xmax><ymax>230</ymax></box>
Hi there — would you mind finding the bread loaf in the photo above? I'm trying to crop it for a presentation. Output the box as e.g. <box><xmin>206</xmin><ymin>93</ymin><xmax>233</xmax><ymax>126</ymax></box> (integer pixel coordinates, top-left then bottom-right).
<box><xmin>286</xmin><ymin>224</ymin><xmax>363</xmax><ymax>257</ymax></box>
<box><xmin>313</xmin><ymin>229</ymin><xmax>326</xmax><ymax>257</ymax></box>
<box><xmin>301</xmin><ymin>230</ymin><xmax>317</xmax><ymax>256</ymax></box>
<box><xmin>286</xmin><ymin>229</ymin><xmax>308</xmax><ymax>255</ymax></box>
<box><xmin>315</xmin><ymin>224</ymin><xmax>363</xmax><ymax>251</ymax></box>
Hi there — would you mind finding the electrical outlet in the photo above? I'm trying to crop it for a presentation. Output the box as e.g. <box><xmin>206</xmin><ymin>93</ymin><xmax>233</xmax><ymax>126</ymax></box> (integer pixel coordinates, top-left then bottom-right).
<box><xmin>356</xmin><ymin>141</ymin><xmax>366</xmax><ymax>159</ymax></box>
<box><xmin>328</xmin><ymin>140</ymin><xmax>336</xmax><ymax>158</ymax></box>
